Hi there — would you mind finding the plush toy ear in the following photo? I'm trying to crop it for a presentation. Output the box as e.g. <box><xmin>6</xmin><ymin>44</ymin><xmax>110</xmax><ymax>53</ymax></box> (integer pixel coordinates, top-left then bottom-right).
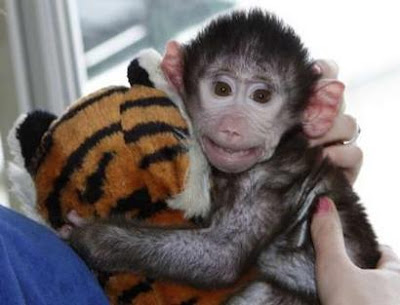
<box><xmin>8</xmin><ymin>110</ymin><xmax>57</xmax><ymax>171</ymax></box>
<box><xmin>127</xmin><ymin>48</ymin><xmax>164</xmax><ymax>88</ymax></box>
<box><xmin>127</xmin><ymin>58</ymin><xmax>154</xmax><ymax>88</ymax></box>
<box><xmin>302</xmin><ymin>79</ymin><xmax>345</xmax><ymax>138</ymax></box>
<box><xmin>160</xmin><ymin>41</ymin><xmax>184</xmax><ymax>94</ymax></box>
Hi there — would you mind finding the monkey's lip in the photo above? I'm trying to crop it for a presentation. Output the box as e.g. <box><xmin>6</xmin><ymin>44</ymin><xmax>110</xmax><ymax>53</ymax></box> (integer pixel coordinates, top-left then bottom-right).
<box><xmin>202</xmin><ymin>137</ymin><xmax>263</xmax><ymax>172</ymax></box>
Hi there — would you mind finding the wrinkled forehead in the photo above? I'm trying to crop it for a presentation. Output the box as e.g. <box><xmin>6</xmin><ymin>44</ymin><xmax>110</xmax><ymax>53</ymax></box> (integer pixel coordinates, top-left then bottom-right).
<box><xmin>202</xmin><ymin>53</ymin><xmax>294</xmax><ymax>88</ymax></box>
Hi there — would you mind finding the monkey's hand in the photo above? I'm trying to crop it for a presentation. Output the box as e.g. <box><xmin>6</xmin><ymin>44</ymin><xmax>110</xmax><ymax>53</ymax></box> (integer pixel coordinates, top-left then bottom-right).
<box><xmin>69</xmin><ymin>219</ymin><xmax>249</xmax><ymax>287</ymax></box>
<box><xmin>58</xmin><ymin>210</ymin><xmax>88</xmax><ymax>240</ymax></box>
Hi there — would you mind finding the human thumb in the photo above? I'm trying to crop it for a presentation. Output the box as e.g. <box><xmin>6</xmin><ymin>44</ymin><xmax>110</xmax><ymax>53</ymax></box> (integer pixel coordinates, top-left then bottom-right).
<box><xmin>311</xmin><ymin>197</ymin><xmax>352</xmax><ymax>271</ymax></box>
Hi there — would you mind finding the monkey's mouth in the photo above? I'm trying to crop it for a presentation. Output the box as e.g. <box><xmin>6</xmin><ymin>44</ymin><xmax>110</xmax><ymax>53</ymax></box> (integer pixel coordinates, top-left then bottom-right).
<box><xmin>202</xmin><ymin>137</ymin><xmax>263</xmax><ymax>172</ymax></box>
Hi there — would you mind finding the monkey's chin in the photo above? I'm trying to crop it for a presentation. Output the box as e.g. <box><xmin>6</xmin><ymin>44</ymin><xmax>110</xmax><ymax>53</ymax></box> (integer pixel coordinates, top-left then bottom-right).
<box><xmin>202</xmin><ymin>137</ymin><xmax>264</xmax><ymax>173</ymax></box>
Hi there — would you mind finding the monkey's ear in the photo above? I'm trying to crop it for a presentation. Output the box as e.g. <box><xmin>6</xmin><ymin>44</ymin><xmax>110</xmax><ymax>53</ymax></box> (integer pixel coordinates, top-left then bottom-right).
<box><xmin>302</xmin><ymin>80</ymin><xmax>345</xmax><ymax>137</ymax></box>
<box><xmin>160</xmin><ymin>41</ymin><xmax>184</xmax><ymax>94</ymax></box>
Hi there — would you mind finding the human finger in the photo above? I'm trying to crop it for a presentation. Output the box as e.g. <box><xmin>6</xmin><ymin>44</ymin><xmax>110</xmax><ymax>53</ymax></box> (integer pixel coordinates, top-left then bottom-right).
<box><xmin>313</xmin><ymin>59</ymin><xmax>339</xmax><ymax>79</ymax></box>
<box><xmin>309</xmin><ymin>114</ymin><xmax>358</xmax><ymax>147</ymax></box>
<box><xmin>311</xmin><ymin>197</ymin><xmax>352</xmax><ymax>268</ymax></box>
<box><xmin>322</xmin><ymin>144</ymin><xmax>363</xmax><ymax>184</ymax></box>
<box><xmin>377</xmin><ymin>245</ymin><xmax>400</xmax><ymax>273</ymax></box>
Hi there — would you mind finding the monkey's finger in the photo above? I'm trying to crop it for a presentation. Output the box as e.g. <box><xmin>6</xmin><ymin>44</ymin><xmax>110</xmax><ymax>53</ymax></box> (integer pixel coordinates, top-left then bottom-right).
<box><xmin>66</xmin><ymin>210</ymin><xmax>88</xmax><ymax>227</ymax></box>
<box><xmin>308</xmin><ymin>114</ymin><xmax>357</xmax><ymax>147</ymax></box>
<box><xmin>58</xmin><ymin>224</ymin><xmax>73</xmax><ymax>240</ymax></box>
<box><xmin>311</xmin><ymin>197</ymin><xmax>353</xmax><ymax>271</ymax></box>
<box><xmin>377</xmin><ymin>245</ymin><xmax>400</xmax><ymax>273</ymax></box>
<box><xmin>314</xmin><ymin>59</ymin><xmax>339</xmax><ymax>79</ymax></box>
<box><xmin>322</xmin><ymin>144</ymin><xmax>363</xmax><ymax>185</ymax></box>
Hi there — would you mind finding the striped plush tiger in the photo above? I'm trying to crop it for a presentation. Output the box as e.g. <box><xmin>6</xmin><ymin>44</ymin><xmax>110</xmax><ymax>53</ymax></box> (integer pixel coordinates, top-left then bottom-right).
<box><xmin>8</xmin><ymin>49</ymin><xmax>254</xmax><ymax>305</ymax></box>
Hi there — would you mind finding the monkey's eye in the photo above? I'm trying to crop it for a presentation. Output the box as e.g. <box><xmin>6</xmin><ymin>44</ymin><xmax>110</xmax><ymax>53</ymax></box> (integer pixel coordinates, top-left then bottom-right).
<box><xmin>214</xmin><ymin>81</ymin><xmax>232</xmax><ymax>97</ymax></box>
<box><xmin>252</xmin><ymin>89</ymin><xmax>272</xmax><ymax>104</ymax></box>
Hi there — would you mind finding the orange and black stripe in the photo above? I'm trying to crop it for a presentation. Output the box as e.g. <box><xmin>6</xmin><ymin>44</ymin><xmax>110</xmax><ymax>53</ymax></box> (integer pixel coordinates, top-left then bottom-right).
<box><xmin>44</xmin><ymin>123</ymin><xmax>121</xmax><ymax>227</ymax></box>
<box><xmin>33</xmin><ymin>86</ymin><xmax>129</xmax><ymax>174</ymax></box>
<box><xmin>117</xmin><ymin>278</ymin><xmax>155</xmax><ymax>304</ymax></box>
<box><xmin>35</xmin><ymin>85</ymin><xmax>190</xmax><ymax>228</ymax></box>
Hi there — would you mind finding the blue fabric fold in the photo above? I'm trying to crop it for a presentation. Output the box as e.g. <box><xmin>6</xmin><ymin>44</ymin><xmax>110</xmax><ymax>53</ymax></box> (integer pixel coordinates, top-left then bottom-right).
<box><xmin>0</xmin><ymin>205</ymin><xmax>108</xmax><ymax>305</ymax></box>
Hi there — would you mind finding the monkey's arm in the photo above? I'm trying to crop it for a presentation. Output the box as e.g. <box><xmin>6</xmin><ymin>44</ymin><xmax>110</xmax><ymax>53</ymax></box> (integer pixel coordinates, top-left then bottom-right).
<box><xmin>70</xmin><ymin>223</ymin><xmax>240</xmax><ymax>287</ymax></box>
<box><xmin>70</xmin><ymin>191</ymin><xmax>281</xmax><ymax>287</ymax></box>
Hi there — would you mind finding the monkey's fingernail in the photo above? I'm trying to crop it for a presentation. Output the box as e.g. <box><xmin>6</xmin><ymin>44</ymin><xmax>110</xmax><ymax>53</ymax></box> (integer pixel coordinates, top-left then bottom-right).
<box><xmin>315</xmin><ymin>197</ymin><xmax>331</xmax><ymax>214</ymax></box>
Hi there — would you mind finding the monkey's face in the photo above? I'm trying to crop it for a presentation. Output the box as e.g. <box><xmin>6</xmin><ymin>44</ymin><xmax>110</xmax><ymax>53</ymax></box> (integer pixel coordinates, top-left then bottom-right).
<box><xmin>187</xmin><ymin>68</ymin><xmax>297</xmax><ymax>173</ymax></box>
<box><xmin>161</xmin><ymin>11</ymin><xmax>320</xmax><ymax>174</ymax></box>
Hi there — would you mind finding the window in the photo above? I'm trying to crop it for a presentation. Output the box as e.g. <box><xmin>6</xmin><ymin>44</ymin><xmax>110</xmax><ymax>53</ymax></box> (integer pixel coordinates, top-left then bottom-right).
<box><xmin>78</xmin><ymin>0</ymin><xmax>236</xmax><ymax>92</ymax></box>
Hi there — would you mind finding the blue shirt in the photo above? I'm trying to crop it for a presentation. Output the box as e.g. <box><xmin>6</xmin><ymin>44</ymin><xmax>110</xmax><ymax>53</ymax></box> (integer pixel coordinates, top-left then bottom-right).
<box><xmin>0</xmin><ymin>205</ymin><xmax>108</xmax><ymax>305</ymax></box>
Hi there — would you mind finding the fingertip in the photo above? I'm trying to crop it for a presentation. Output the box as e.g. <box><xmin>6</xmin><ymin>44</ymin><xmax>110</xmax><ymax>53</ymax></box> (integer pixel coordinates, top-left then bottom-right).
<box><xmin>322</xmin><ymin>144</ymin><xmax>363</xmax><ymax>184</ymax></box>
<box><xmin>313</xmin><ymin>196</ymin><xmax>333</xmax><ymax>215</ymax></box>
<box><xmin>377</xmin><ymin>244</ymin><xmax>400</xmax><ymax>271</ymax></box>
<box><xmin>325</xmin><ymin>60</ymin><xmax>339</xmax><ymax>76</ymax></box>
<box><xmin>314</xmin><ymin>59</ymin><xmax>339</xmax><ymax>79</ymax></box>
<box><xmin>343</xmin><ymin>115</ymin><xmax>358</xmax><ymax>138</ymax></box>
<box><xmin>379</xmin><ymin>244</ymin><xmax>395</xmax><ymax>253</ymax></box>
<box><xmin>311</xmin><ymin>197</ymin><xmax>350</xmax><ymax>266</ymax></box>
<box><xmin>311</xmin><ymin>197</ymin><xmax>336</xmax><ymax>246</ymax></box>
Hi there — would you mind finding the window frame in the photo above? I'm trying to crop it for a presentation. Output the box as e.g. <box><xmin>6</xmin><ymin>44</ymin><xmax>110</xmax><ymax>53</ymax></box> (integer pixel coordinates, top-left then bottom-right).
<box><xmin>5</xmin><ymin>0</ymin><xmax>85</xmax><ymax>114</ymax></box>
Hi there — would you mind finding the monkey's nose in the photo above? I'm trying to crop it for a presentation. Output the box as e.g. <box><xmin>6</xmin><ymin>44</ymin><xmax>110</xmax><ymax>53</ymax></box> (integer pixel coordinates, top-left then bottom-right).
<box><xmin>217</xmin><ymin>115</ymin><xmax>244</xmax><ymax>141</ymax></box>
<box><xmin>222</xmin><ymin>129</ymin><xmax>240</xmax><ymax>137</ymax></box>
<box><xmin>220</xmin><ymin>129</ymin><xmax>241</xmax><ymax>141</ymax></box>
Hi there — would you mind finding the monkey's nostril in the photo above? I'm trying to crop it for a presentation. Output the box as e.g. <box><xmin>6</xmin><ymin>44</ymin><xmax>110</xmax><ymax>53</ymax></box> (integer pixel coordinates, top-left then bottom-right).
<box><xmin>221</xmin><ymin>129</ymin><xmax>240</xmax><ymax>137</ymax></box>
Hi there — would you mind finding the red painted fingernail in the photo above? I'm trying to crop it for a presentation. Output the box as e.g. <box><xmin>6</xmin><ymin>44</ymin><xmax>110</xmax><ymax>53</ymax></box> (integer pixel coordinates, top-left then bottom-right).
<box><xmin>315</xmin><ymin>197</ymin><xmax>331</xmax><ymax>214</ymax></box>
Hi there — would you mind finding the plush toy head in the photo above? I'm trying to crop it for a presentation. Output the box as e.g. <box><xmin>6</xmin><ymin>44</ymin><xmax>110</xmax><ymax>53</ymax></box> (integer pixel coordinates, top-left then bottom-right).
<box><xmin>8</xmin><ymin>49</ymin><xmax>210</xmax><ymax>229</ymax></box>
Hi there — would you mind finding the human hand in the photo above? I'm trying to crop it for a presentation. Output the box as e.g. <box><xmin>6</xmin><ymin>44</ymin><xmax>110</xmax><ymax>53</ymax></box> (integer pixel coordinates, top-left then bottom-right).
<box><xmin>311</xmin><ymin>197</ymin><xmax>400</xmax><ymax>305</ymax></box>
<box><xmin>306</xmin><ymin>60</ymin><xmax>362</xmax><ymax>184</ymax></box>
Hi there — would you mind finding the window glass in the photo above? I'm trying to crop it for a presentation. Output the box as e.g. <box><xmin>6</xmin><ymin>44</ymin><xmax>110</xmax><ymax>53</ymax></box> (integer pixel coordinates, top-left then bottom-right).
<box><xmin>78</xmin><ymin>0</ymin><xmax>236</xmax><ymax>92</ymax></box>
